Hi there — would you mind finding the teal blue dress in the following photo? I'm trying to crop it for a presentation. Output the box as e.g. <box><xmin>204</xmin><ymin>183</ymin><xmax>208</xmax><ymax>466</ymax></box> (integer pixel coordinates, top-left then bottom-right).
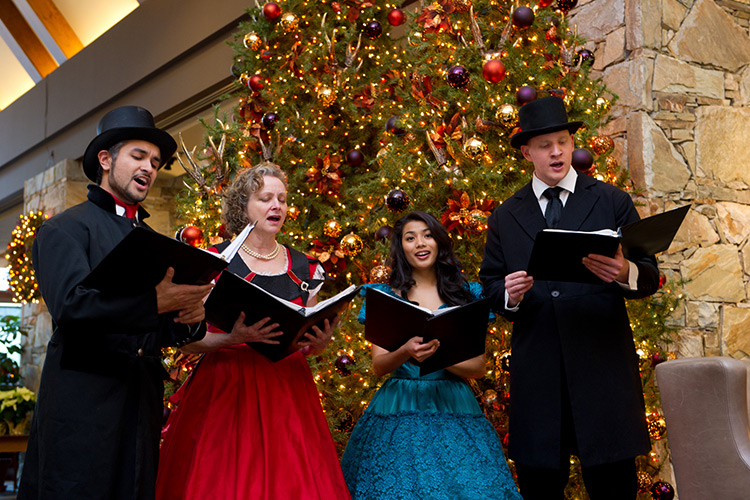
<box><xmin>341</xmin><ymin>283</ymin><xmax>522</xmax><ymax>500</ymax></box>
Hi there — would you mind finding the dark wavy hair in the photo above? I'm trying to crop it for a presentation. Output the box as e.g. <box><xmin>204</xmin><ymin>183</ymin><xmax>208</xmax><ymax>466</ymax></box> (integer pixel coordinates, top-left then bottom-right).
<box><xmin>388</xmin><ymin>211</ymin><xmax>473</xmax><ymax>306</ymax></box>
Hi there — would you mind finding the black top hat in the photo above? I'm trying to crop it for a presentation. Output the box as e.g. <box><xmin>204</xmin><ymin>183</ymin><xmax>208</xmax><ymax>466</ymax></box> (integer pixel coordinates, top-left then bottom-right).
<box><xmin>82</xmin><ymin>106</ymin><xmax>178</xmax><ymax>182</ymax></box>
<box><xmin>509</xmin><ymin>96</ymin><xmax>583</xmax><ymax>149</ymax></box>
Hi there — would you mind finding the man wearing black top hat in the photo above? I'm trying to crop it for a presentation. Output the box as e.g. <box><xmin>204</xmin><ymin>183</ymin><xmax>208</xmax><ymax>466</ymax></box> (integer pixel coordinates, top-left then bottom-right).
<box><xmin>18</xmin><ymin>106</ymin><xmax>213</xmax><ymax>500</ymax></box>
<box><xmin>479</xmin><ymin>96</ymin><xmax>660</xmax><ymax>500</ymax></box>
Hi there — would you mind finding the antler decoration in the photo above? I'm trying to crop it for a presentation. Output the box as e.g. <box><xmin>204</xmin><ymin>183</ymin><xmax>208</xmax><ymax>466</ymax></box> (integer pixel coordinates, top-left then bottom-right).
<box><xmin>176</xmin><ymin>133</ymin><xmax>212</xmax><ymax>195</ymax></box>
<box><xmin>561</xmin><ymin>24</ymin><xmax>583</xmax><ymax>74</ymax></box>
<box><xmin>469</xmin><ymin>6</ymin><xmax>486</xmax><ymax>53</ymax></box>
<box><xmin>425</xmin><ymin>131</ymin><xmax>449</xmax><ymax>168</ymax></box>
<box><xmin>322</xmin><ymin>13</ymin><xmax>363</xmax><ymax>75</ymax></box>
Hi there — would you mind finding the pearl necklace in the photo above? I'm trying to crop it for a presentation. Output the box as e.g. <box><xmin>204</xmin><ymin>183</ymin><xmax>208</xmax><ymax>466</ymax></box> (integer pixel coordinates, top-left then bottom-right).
<box><xmin>241</xmin><ymin>241</ymin><xmax>281</xmax><ymax>260</ymax></box>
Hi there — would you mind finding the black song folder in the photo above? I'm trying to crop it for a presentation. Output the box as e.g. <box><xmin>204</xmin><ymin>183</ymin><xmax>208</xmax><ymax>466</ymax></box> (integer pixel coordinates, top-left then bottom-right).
<box><xmin>80</xmin><ymin>227</ymin><xmax>228</xmax><ymax>293</ymax></box>
<box><xmin>527</xmin><ymin>205</ymin><xmax>689</xmax><ymax>283</ymax></box>
<box><xmin>364</xmin><ymin>287</ymin><xmax>490</xmax><ymax>376</ymax></box>
<box><xmin>204</xmin><ymin>271</ymin><xmax>359</xmax><ymax>361</ymax></box>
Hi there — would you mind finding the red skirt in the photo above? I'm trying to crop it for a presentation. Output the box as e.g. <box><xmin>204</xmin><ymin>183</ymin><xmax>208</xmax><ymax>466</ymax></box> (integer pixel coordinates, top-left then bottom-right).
<box><xmin>156</xmin><ymin>345</ymin><xmax>351</xmax><ymax>500</ymax></box>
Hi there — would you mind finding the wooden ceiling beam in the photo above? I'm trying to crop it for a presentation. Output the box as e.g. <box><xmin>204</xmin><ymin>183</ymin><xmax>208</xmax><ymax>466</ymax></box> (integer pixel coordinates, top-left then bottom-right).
<box><xmin>26</xmin><ymin>0</ymin><xmax>82</xmax><ymax>59</ymax></box>
<box><xmin>0</xmin><ymin>0</ymin><xmax>57</xmax><ymax>77</ymax></box>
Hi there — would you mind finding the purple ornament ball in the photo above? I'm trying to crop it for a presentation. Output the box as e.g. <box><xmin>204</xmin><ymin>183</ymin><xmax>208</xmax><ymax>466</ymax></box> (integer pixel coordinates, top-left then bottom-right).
<box><xmin>512</xmin><ymin>6</ymin><xmax>535</xmax><ymax>29</ymax></box>
<box><xmin>262</xmin><ymin>112</ymin><xmax>280</xmax><ymax>129</ymax></box>
<box><xmin>577</xmin><ymin>48</ymin><xmax>595</xmax><ymax>66</ymax></box>
<box><xmin>374</xmin><ymin>225</ymin><xmax>393</xmax><ymax>242</ymax></box>
<box><xmin>571</xmin><ymin>148</ymin><xmax>594</xmax><ymax>171</ymax></box>
<box><xmin>346</xmin><ymin>149</ymin><xmax>365</xmax><ymax>168</ymax></box>
<box><xmin>650</xmin><ymin>481</ymin><xmax>675</xmax><ymax>500</ymax></box>
<box><xmin>364</xmin><ymin>20</ymin><xmax>382</xmax><ymax>39</ymax></box>
<box><xmin>386</xmin><ymin>189</ymin><xmax>410</xmax><ymax>212</ymax></box>
<box><xmin>385</xmin><ymin>116</ymin><xmax>406</xmax><ymax>136</ymax></box>
<box><xmin>515</xmin><ymin>85</ymin><xmax>537</xmax><ymax>106</ymax></box>
<box><xmin>446</xmin><ymin>65</ymin><xmax>470</xmax><ymax>89</ymax></box>
<box><xmin>556</xmin><ymin>0</ymin><xmax>579</xmax><ymax>13</ymax></box>
<box><xmin>335</xmin><ymin>354</ymin><xmax>355</xmax><ymax>375</ymax></box>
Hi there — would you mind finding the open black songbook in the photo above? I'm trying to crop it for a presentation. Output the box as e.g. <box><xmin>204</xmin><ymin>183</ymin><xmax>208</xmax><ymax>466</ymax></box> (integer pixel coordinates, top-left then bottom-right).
<box><xmin>527</xmin><ymin>205</ymin><xmax>690</xmax><ymax>283</ymax></box>
<box><xmin>204</xmin><ymin>271</ymin><xmax>359</xmax><ymax>361</ymax></box>
<box><xmin>364</xmin><ymin>287</ymin><xmax>490</xmax><ymax>376</ymax></box>
<box><xmin>80</xmin><ymin>227</ymin><xmax>228</xmax><ymax>293</ymax></box>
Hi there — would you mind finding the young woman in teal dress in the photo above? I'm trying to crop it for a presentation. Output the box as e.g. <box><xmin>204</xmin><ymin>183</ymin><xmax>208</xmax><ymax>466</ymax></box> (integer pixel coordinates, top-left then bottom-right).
<box><xmin>341</xmin><ymin>211</ymin><xmax>522</xmax><ymax>500</ymax></box>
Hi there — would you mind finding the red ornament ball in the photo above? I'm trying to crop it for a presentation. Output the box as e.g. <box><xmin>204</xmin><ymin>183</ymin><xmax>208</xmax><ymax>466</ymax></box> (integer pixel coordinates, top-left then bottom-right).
<box><xmin>346</xmin><ymin>149</ymin><xmax>365</xmax><ymax>168</ymax></box>
<box><xmin>386</xmin><ymin>189</ymin><xmax>410</xmax><ymax>212</ymax></box>
<box><xmin>446</xmin><ymin>65</ymin><xmax>470</xmax><ymax>89</ymax></box>
<box><xmin>512</xmin><ymin>6</ymin><xmax>535</xmax><ymax>29</ymax></box>
<box><xmin>248</xmin><ymin>74</ymin><xmax>264</xmax><ymax>91</ymax></box>
<box><xmin>177</xmin><ymin>225</ymin><xmax>204</xmax><ymax>247</ymax></box>
<box><xmin>516</xmin><ymin>85</ymin><xmax>537</xmax><ymax>106</ymax></box>
<box><xmin>556</xmin><ymin>0</ymin><xmax>578</xmax><ymax>13</ymax></box>
<box><xmin>571</xmin><ymin>148</ymin><xmax>594</xmax><ymax>171</ymax></box>
<box><xmin>263</xmin><ymin>2</ymin><xmax>282</xmax><ymax>21</ymax></box>
<box><xmin>482</xmin><ymin>59</ymin><xmax>506</xmax><ymax>83</ymax></box>
<box><xmin>387</xmin><ymin>8</ymin><xmax>406</xmax><ymax>26</ymax></box>
<box><xmin>658</xmin><ymin>272</ymin><xmax>667</xmax><ymax>289</ymax></box>
<box><xmin>650</xmin><ymin>481</ymin><xmax>675</xmax><ymax>500</ymax></box>
<box><xmin>539</xmin><ymin>0</ymin><xmax>554</xmax><ymax>6</ymax></box>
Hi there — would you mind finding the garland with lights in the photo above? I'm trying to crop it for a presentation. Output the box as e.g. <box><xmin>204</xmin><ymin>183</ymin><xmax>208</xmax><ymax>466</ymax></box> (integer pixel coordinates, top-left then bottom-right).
<box><xmin>4</xmin><ymin>211</ymin><xmax>46</xmax><ymax>304</ymax></box>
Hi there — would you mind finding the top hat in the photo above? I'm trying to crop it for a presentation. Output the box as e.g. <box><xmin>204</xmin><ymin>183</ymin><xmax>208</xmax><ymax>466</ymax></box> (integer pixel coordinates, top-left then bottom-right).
<box><xmin>82</xmin><ymin>106</ymin><xmax>178</xmax><ymax>181</ymax></box>
<box><xmin>509</xmin><ymin>96</ymin><xmax>583</xmax><ymax>149</ymax></box>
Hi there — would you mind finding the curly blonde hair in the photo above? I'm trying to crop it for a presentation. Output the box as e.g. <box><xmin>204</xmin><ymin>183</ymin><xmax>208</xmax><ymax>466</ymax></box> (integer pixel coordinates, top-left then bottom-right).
<box><xmin>222</xmin><ymin>162</ymin><xmax>288</xmax><ymax>235</ymax></box>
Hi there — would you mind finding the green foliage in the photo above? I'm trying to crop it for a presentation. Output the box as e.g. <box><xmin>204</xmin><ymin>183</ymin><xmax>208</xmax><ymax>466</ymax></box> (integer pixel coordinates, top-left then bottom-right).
<box><xmin>0</xmin><ymin>315</ymin><xmax>25</xmax><ymax>390</ymax></box>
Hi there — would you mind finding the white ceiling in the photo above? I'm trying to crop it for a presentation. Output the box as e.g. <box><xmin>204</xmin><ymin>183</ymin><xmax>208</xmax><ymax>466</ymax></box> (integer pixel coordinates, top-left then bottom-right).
<box><xmin>0</xmin><ymin>0</ymin><xmax>140</xmax><ymax>110</ymax></box>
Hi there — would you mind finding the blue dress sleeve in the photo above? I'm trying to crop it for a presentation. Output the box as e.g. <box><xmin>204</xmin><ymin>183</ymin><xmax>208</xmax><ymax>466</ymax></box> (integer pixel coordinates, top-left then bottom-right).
<box><xmin>357</xmin><ymin>283</ymin><xmax>396</xmax><ymax>324</ymax></box>
<box><xmin>467</xmin><ymin>281</ymin><xmax>496</xmax><ymax>323</ymax></box>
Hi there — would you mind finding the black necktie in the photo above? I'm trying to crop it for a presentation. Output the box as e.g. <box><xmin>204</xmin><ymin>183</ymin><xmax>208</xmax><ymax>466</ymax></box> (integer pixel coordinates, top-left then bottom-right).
<box><xmin>543</xmin><ymin>187</ymin><xmax>564</xmax><ymax>228</ymax></box>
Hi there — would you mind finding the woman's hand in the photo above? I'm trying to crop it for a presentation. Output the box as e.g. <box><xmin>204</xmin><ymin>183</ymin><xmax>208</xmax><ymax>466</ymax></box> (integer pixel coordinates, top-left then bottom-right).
<box><xmin>298</xmin><ymin>315</ymin><xmax>340</xmax><ymax>356</ymax></box>
<box><xmin>402</xmin><ymin>336</ymin><xmax>440</xmax><ymax>362</ymax></box>
<box><xmin>228</xmin><ymin>312</ymin><xmax>283</xmax><ymax>345</ymax></box>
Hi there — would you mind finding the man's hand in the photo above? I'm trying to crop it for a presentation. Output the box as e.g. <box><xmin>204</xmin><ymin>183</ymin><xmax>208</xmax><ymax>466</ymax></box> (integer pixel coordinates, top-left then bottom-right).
<box><xmin>583</xmin><ymin>244</ymin><xmax>629</xmax><ymax>283</ymax></box>
<box><xmin>156</xmin><ymin>267</ymin><xmax>214</xmax><ymax>320</ymax></box>
<box><xmin>505</xmin><ymin>270</ymin><xmax>534</xmax><ymax>307</ymax></box>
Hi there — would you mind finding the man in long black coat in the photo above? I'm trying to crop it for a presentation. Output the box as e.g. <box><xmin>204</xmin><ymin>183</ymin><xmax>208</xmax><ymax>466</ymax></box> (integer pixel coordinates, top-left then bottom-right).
<box><xmin>18</xmin><ymin>106</ymin><xmax>213</xmax><ymax>500</ymax></box>
<box><xmin>479</xmin><ymin>97</ymin><xmax>660</xmax><ymax>500</ymax></box>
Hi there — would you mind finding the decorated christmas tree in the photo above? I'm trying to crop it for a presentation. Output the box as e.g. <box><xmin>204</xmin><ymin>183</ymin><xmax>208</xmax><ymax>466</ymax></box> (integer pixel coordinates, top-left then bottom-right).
<box><xmin>165</xmin><ymin>1</ymin><xmax>679</xmax><ymax>497</ymax></box>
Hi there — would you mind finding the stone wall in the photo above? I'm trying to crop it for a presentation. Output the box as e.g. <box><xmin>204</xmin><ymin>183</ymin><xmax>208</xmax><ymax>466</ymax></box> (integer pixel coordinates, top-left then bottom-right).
<box><xmin>572</xmin><ymin>0</ymin><xmax>750</xmax><ymax>361</ymax></box>
<box><xmin>20</xmin><ymin>160</ymin><xmax>184</xmax><ymax>391</ymax></box>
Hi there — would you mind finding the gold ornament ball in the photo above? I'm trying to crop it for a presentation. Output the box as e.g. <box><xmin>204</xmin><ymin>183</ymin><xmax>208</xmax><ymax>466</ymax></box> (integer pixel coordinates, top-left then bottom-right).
<box><xmin>605</xmin><ymin>156</ymin><xmax>619</xmax><ymax>175</ymax></box>
<box><xmin>463</xmin><ymin>136</ymin><xmax>488</xmax><ymax>160</ymax></box>
<box><xmin>340</xmin><ymin>233</ymin><xmax>364</xmax><ymax>257</ymax></box>
<box><xmin>323</xmin><ymin>219</ymin><xmax>342</xmax><ymax>238</ymax></box>
<box><xmin>482</xmin><ymin>389</ymin><xmax>499</xmax><ymax>409</ymax></box>
<box><xmin>636</xmin><ymin>471</ymin><xmax>653</xmax><ymax>493</ymax></box>
<box><xmin>287</xmin><ymin>206</ymin><xmax>300</xmax><ymax>221</ymax></box>
<box><xmin>588</xmin><ymin>135</ymin><xmax>615</xmax><ymax>155</ymax></box>
<box><xmin>465</xmin><ymin>209</ymin><xmax>487</xmax><ymax>232</ymax></box>
<box><xmin>497</xmin><ymin>104</ymin><xmax>519</xmax><ymax>129</ymax></box>
<box><xmin>279</xmin><ymin>12</ymin><xmax>299</xmax><ymax>32</ymax></box>
<box><xmin>595</xmin><ymin>97</ymin><xmax>611</xmax><ymax>112</ymax></box>
<box><xmin>376</xmin><ymin>145</ymin><xmax>392</xmax><ymax>166</ymax></box>
<box><xmin>243</xmin><ymin>32</ymin><xmax>262</xmax><ymax>50</ymax></box>
<box><xmin>647</xmin><ymin>413</ymin><xmax>667</xmax><ymax>440</ymax></box>
<box><xmin>369</xmin><ymin>264</ymin><xmax>391</xmax><ymax>284</ymax></box>
<box><xmin>317</xmin><ymin>86</ymin><xmax>337</xmax><ymax>107</ymax></box>
<box><xmin>238</xmin><ymin>72</ymin><xmax>251</xmax><ymax>87</ymax></box>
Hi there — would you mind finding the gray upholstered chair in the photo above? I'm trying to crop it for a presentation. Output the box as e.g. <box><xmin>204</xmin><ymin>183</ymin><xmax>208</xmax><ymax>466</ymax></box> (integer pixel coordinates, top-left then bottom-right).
<box><xmin>655</xmin><ymin>356</ymin><xmax>750</xmax><ymax>500</ymax></box>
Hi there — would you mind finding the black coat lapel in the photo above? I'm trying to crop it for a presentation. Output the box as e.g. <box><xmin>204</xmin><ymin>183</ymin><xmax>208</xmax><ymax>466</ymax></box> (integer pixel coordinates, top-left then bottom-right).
<box><xmin>508</xmin><ymin>183</ymin><xmax>547</xmax><ymax>240</ymax></box>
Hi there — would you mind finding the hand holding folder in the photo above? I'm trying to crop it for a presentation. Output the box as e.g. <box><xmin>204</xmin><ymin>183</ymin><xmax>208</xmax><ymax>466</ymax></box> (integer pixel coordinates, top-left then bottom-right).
<box><xmin>204</xmin><ymin>271</ymin><xmax>359</xmax><ymax>361</ymax></box>
<box><xmin>364</xmin><ymin>287</ymin><xmax>490</xmax><ymax>376</ymax></box>
<box><xmin>527</xmin><ymin>205</ymin><xmax>689</xmax><ymax>283</ymax></box>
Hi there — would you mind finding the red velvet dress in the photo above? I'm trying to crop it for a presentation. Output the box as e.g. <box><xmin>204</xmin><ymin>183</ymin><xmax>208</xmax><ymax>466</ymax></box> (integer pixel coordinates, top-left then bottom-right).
<box><xmin>156</xmin><ymin>246</ymin><xmax>351</xmax><ymax>500</ymax></box>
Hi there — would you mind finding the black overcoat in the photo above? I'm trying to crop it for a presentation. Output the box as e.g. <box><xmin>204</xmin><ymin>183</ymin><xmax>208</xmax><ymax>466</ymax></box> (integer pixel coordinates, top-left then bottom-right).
<box><xmin>18</xmin><ymin>185</ymin><xmax>204</xmax><ymax>500</ymax></box>
<box><xmin>479</xmin><ymin>174</ymin><xmax>659</xmax><ymax>469</ymax></box>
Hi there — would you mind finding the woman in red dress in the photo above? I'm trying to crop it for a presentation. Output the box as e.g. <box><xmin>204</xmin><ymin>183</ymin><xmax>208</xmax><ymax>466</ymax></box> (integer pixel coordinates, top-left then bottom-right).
<box><xmin>156</xmin><ymin>163</ymin><xmax>351</xmax><ymax>500</ymax></box>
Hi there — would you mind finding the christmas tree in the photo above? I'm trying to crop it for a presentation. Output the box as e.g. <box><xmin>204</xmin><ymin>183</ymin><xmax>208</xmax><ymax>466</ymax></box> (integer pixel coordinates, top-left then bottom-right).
<box><xmin>166</xmin><ymin>1</ymin><xmax>678</xmax><ymax>497</ymax></box>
